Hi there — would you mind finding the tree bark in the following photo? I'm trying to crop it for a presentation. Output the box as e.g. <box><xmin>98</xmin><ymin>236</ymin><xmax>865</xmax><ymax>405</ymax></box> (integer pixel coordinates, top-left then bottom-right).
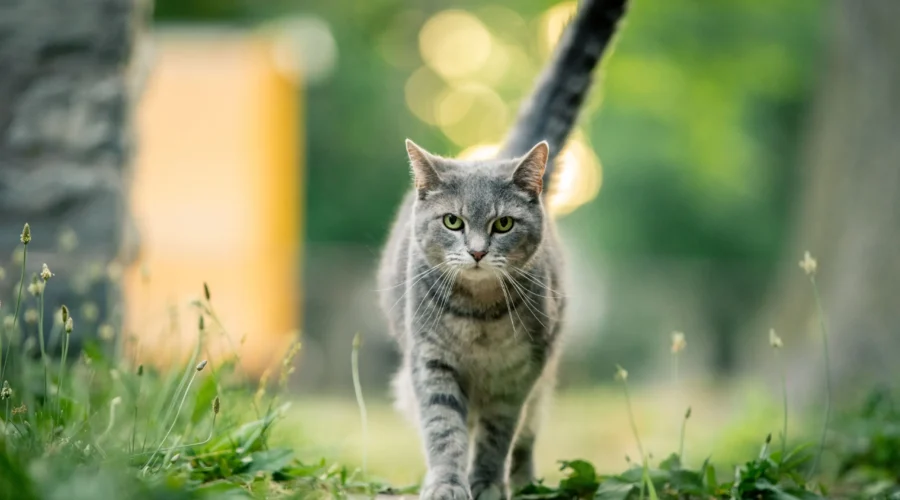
<box><xmin>0</xmin><ymin>0</ymin><xmax>151</xmax><ymax>348</ymax></box>
<box><xmin>756</xmin><ymin>0</ymin><xmax>900</xmax><ymax>403</ymax></box>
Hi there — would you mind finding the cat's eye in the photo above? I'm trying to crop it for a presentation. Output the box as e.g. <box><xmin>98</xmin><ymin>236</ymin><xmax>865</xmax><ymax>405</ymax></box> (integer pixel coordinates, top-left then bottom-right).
<box><xmin>492</xmin><ymin>216</ymin><xmax>514</xmax><ymax>233</ymax></box>
<box><xmin>443</xmin><ymin>214</ymin><xmax>464</xmax><ymax>231</ymax></box>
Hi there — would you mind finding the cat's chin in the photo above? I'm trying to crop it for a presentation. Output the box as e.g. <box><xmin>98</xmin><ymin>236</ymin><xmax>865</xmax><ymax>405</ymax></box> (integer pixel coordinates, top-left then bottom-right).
<box><xmin>458</xmin><ymin>265</ymin><xmax>501</xmax><ymax>284</ymax></box>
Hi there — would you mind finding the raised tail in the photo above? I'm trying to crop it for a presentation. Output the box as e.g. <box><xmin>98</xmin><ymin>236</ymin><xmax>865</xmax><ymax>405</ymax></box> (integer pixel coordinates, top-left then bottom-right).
<box><xmin>498</xmin><ymin>0</ymin><xmax>629</xmax><ymax>186</ymax></box>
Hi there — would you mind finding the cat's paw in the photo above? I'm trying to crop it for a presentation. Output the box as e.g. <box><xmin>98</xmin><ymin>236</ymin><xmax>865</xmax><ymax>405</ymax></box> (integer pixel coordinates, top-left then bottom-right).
<box><xmin>470</xmin><ymin>481</ymin><xmax>506</xmax><ymax>500</ymax></box>
<box><xmin>420</xmin><ymin>479</ymin><xmax>472</xmax><ymax>500</ymax></box>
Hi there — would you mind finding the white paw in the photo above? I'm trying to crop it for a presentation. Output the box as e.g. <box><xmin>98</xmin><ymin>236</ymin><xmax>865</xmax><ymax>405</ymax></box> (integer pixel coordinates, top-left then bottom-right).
<box><xmin>470</xmin><ymin>482</ymin><xmax>506</xmax><ymax>500</ymax></box>
<box><xmin>420</xmin><ymin>480</ymin><xmax>472</xmax><ymax>500</ymax></box>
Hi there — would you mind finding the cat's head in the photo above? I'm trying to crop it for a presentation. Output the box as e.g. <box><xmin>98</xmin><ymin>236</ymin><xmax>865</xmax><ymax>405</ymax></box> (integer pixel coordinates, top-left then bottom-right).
<box><xmin>405</xmin><ymin>139</ymin><xmax>549</xmax><ymax>280</ymax></box>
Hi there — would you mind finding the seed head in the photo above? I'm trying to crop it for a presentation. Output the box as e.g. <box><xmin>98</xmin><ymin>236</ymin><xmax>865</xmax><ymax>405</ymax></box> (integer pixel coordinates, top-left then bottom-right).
<box><xmin>27</xmin><ymin>277</ymin><xmax>43</xmax><ymax>297</ymax></box>
<box><xmin>765</xmin><ymin>433</ymin><xmax>772</xmax><ymax>444</ymax></box>
<box><xmin>196</xmin><ymin>359</ymin><xmax>208</xmax><ymax>372</ymax></box>
<box><xmin>98</xmin><ymin>323</ymin><xmax>114</xmax><ymax>340</ymax></box>
<box><xmin>81</xmin><ymin>302</ymin><xmax>99</xmax><ymax>322</ymax></box>
<box><xmin>40</xmin><ymin>263</ymin><xmax>53</xmax><ymax>282</ymax></box>
<box><xmin>1</xmin><ymin>381</ymin><xmax>11</xmax><ymax>400</ymax></box>
<box><xmin>614</xmin><ymin>364</ymin><xmax>628</xmax><ymax>382</ymax></box>
<box><xmin>198</xmin><ymin>315</ymin><xmax>205</xmax><ymax>331</ymax></box>
<box><xmin>768</xmin><ymin>328</ymin><xmax>783</xmax><ymax>349</ymax></box>
<box><xmin>2</xmin><ymin>315</ymin><xmax>14</xmax><ymax>329</ymax></box>
<box><xmin>65</xmin><ymin>317</ymin><xmax>74</xmax><ymax>334</ymax></box>
<box><xmin>353</xmin><ymin>332</ymin><xmax>362</xmax><ymax>349</ymax></box>
<box><xmin>61</xmin><ymin>305</ymin><xmax>69</xmax><ymax>324</ymax></box>
<box><xmin>213</xmin><ymin>395</ymin><xmax>220</xmax><ymax>415</ymax></box>
<box><xmin>20</xmin><ymin>223</ymin><xmax>31</xmax><ymax>245</ymax></box>
<box><xmin>203</xmin><ymin>282</ymin><xmax>211</xmax><ymax>301</ymax></box>
<box><xmin>670</xmin><ymin>331</ymin><xmax>686</xmax><ymax>354</ymax></box>
<box><xmin>685</xmin><ymin>406</ymin><xmax>692</xmax><ymax>419</ymax></box>
<box><xmin>24</xmin><ymin>308</ymin><xmax>38</xmax><ymax>324</ymax></box>
<box><xmin>799</xmin><ymin>251</ymin><xmax>817</xmax><ymax>276</ymax></box>
<box><xmin>170</xmin><ymin>453</ymin><xmax>181</xmax><ymax>463</ymax></box>
<box><xmin>58</xmin><ymin>227</ymin><xmax>79</xmax><ymax>252</ymax></box>
<box><xmin>137</xmin><ymin>364</ymin><xmax>144</xmax><ymax>376</ymax></box>
<box><xmin>12</xmin><ymin>403</ymin><xmax>27</xmax><ymax>415</ymax></box>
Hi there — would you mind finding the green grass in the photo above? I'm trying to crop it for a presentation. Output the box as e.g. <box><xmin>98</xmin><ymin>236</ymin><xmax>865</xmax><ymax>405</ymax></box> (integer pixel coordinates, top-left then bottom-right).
<box><xmin>0</xmin><ymin>224</ymin><xmax>896</xmax><ymax>499</ymax></box>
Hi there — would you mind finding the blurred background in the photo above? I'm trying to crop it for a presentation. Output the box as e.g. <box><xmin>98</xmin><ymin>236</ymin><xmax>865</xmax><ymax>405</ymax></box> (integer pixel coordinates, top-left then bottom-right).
<box><xmin>2</xmin><ymin>0</ymin><xmax>898</xmax><ymax>486</ymax></box>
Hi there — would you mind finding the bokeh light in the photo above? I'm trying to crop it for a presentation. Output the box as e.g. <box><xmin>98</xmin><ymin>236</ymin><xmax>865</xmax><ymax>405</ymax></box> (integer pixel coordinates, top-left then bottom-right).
<box><xmin>419</xmin><ymin>10</ymin><xmax>493</xmax><ymax>81</ymax></box>
<box><xmin>540</xmin><ymin>1</ymin><xmax>578</xmax><ymax>56</ymax></box>
<box><xmin>404</xmin><ymin>66</ymin><xmax>444</xmax><ymax>125</ymax></box>
<box><xmin>435</xmin><ymin>83</ymin><xmax>508</xmax><ymax>145</ymax></box>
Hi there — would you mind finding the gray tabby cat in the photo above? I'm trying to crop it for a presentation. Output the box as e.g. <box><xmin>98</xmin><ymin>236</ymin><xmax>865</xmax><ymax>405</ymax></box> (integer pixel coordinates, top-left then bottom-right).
<box><xmin>377</xmin><ymin>1</ymin><xmax>628</xmax><ymax>498</ymax></box>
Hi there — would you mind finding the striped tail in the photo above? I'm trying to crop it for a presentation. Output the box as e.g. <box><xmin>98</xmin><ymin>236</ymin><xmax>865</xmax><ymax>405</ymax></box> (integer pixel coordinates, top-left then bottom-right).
<box><xmin>498</xmin><ymin>0</ymin><xmax>629</xmax><ymax>186</ymax></box>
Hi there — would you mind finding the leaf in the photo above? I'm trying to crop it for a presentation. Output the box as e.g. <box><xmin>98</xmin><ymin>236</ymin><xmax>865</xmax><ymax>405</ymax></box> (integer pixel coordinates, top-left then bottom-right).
<box><xmin>642</xmin><ymin>464</ymin><xmax>659</xmax><ymax>500</ymax></box>
<box><xmin>242</xmin><ymin>448</ymin><xmax>294</xmax><ymax>475</ymax></box>
<box><xmin>594</xmin><ymin>478</ymin><xmax>637</xmax><ymax>500</ymax></box>
<box><xmin>658</xmin><ymin>453</ymin><xmax>681</xmax><ymax>471</ymax></box>
<box><xmin>193</xmin><ymin>481</ymin><xmax>253</xmax><ymax>499</ymax></box>
<box><xmin>667</xmin><ymin>470</ymin><xmax>705</xmax><ymax>494</ymax></box>
<box><xmin>703</xmin><ymin>460</ymin><xmax>718</xmax><ymax>490</ymax></box>
<box><xmin>557</xmin><ymin>460</ymin><xmax>600</xmax><ymax>498</ymax></box>
<box><xmin>190</xmin><ymin>373</ymin><xmax>218</xmax><ymax>424</ymax></box>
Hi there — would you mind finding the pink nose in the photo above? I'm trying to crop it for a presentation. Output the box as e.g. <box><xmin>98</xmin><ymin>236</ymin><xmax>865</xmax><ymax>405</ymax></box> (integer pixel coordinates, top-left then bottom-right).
<box><xmin>469</xmin><ymin>250</ymin><xmax>487</xmax><ymax>262</ymax></box>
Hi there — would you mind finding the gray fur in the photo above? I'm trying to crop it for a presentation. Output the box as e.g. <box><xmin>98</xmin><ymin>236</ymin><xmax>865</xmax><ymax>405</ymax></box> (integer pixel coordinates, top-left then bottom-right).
<box><xmin>378</xmin><ymin>1</ymin><xmax>628</xmax><ymax>498</ymax></box>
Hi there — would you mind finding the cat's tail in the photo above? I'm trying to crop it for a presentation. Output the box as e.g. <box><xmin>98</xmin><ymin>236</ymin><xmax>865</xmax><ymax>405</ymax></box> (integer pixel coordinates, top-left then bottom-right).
<box><xmin>497</xmin><ymin>0</ymin><xmax>629</xmax><ymax>186</ymax></box>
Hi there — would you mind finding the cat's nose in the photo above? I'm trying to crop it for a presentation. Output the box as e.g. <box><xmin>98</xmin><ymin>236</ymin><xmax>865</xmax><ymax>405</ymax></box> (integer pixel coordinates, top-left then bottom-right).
<box><xmin>469</xmin><ymin>250</ymin><xmax>487</xmax><ymax>262</ymax></box>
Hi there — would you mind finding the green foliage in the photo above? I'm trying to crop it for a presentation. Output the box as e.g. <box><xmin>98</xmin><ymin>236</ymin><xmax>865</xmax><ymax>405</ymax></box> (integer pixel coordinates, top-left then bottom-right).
<box><xmin>0</xmin><ymin>230</ymin><xmax>394</xmax><ymax>500</ymax></box>
<box><xmin>834</xmin><ymin>389</ymin><xmax>900</xmax><ymax>498</ymax></box>
<box><xmin>515</xmin><ymin>445</ymin><xmax>824</xmax><ymax>500</ymax></box>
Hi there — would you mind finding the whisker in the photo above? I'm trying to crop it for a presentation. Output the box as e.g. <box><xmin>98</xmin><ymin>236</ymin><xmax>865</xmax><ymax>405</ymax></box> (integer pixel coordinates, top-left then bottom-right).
<box><xmin>495</xmin><ymin>270</ymin><xmax>532</xmax><ymax>342</ymax></box>
<box><xmin>417</xmin><ymin>267</ymin><xmax>454</xmax><ymax>334</ymax></box>
<box><xmin>410</xmin><ymin>266</ymin><xmax>451</xmax><ymax>324</ymax></box>
<box><xmin>386</xmin><ymin>261</ymin><xmax>446</xmax><ymax>315</ymax></box>
<box><xmin>374</xmin><ymin>261</ymin><xmax>443</xmax><ymax>292</ymax></box>
<box><xmin>502</xmin><ymin>270</ymin><xmax>551</xmax><ymax>328</ymax></box>
<box><xmin>512</xmin><ymin>267</ymin><xmax>567</xmax><ymax>298</ymax></box>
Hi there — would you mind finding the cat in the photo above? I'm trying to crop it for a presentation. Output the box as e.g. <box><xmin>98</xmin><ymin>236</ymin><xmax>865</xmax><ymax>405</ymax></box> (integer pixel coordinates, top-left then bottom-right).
<box><xmin>377</xmin><ymin>1</ymin><xmax>629</xmax><ymax>498</ymax></box>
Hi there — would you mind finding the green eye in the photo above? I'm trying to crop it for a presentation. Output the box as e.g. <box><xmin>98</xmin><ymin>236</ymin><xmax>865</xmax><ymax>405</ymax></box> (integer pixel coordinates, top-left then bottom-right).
<box><xmin>493</xmin><ymin>216</ymin><xmax>514</xmax><ymax>233</ymax></box>
<box><xmin>443</xmin><ymin>214</ymin><xmax>464</xmax><ymax>230</ymax></box>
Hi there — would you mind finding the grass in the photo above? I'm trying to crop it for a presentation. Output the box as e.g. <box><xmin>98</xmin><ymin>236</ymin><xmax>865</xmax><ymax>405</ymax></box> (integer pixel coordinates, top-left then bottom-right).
<box><xmin>0</xmin><ymin>225</ymin><xmax>896</xmax><ymax>499</ymax></box>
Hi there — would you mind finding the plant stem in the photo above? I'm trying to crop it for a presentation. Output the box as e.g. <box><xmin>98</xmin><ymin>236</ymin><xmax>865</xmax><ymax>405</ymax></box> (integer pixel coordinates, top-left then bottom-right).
<box><xmin>1</xmin><ymin>246</ymin><xmax>26</xmax><ymax>381</ymax></box>
<box><xmin>57</xmin><ymin>329</ymin><xmax>70</xmax><ymax>421</ymax></box>
<box><xmin>678</xmin><ymin>409</ymin><xmax>689</xmax><ymax>460</ymax></box>
<box><xmin>144</xmin><ymin>369</ymin><xmax>201</xmax><ymax>470</ymax></box>
<box><xmin>776</xmin><ymin>349</ymin><xmax>788</xmax><ymax>462</ymax></box>
<box><xmin>620</xmin><ymin>382</ymin><xmax>645</xmax><ymax>461</ymax></box>
<box><xmin>38</xmin><ymin>291</ymin><xmax>50</xmax><ymax>426</ymax></box>
<box><xmin>352</xmin><ymin>333</ymin><xmax>368</xmax><ymax>477</ymax></box>
<box><xmin>808</xmin><ymin>276</ymin><xmax>832</xmax><ymax>479</ymax></box>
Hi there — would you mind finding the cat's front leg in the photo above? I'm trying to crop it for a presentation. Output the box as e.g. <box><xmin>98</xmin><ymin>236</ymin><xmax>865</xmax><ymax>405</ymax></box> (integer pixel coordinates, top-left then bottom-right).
<box><xmin>469</xmin><ymin>398</ymin><xmax>528</xmax><ymax>500</ymax></box>
<box><xmin>413</xmin><ymin>355</ymin><xmax>471</xmax><ymax>500</ymax></box>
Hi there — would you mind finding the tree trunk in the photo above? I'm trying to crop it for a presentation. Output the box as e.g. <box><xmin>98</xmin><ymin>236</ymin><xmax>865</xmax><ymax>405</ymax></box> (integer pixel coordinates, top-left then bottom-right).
<box><xmin>0</xmin><ymin>0</ymin><xmax>151</xmax><ymax>349</ymax></box>
<box><xmin>756</xmin><ymin>0</ymin><xmax>900</xmax><ymax>403</ymax></box>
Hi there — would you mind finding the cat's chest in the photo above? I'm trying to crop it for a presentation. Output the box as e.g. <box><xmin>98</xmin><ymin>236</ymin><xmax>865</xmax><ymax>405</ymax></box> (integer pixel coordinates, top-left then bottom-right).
<box><xmin>442</xmin><ymin>315</ymin><xmax>536</xmax><ymax>389</ymax></box>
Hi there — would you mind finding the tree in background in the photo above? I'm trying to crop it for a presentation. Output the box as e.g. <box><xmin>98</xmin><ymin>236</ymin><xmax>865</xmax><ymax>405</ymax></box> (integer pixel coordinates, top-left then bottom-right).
<box><xmin>0</xmin><ymin>0</ymin><xmax>151</xmax><ymax>349</ymax></box>
<box><xmin>760</xmin><ymin>0</ymin><xmax>900</xmax><ymax>400</ymax></box>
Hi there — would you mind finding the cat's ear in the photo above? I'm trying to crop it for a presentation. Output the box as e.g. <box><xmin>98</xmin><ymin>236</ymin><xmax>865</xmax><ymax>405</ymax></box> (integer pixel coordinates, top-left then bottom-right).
<box><xmin>406</xmin><ymin>139</ymin><xmax>442</xmax><ymax>195</ymax></box>
<box><xmin>512</xmin><ymin>141</ymin><xmax>549</xmax><ymax>198</ymax></box>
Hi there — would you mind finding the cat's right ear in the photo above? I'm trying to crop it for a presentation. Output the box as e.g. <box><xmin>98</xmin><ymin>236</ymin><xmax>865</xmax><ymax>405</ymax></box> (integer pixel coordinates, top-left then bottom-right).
<box><xmin>406</xmin><ymin>139</ymin><xmax>442</xmax><ymax>195</ymax></box>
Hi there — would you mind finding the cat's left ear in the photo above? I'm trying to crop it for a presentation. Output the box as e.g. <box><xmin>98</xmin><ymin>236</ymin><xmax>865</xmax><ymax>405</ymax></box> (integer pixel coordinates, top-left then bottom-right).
<box><xmin>512</xmin><ymin>141</ymin><xmax>549</xmax><ymax>199</ymax></box>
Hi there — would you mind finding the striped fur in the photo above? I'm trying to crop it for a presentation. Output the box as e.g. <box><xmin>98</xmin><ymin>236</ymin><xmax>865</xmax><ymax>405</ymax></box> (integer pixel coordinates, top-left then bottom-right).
<box><xmin>378</xmin><ymin>1</ymin><xmax>628</xmax><ymax>498</ymax></box>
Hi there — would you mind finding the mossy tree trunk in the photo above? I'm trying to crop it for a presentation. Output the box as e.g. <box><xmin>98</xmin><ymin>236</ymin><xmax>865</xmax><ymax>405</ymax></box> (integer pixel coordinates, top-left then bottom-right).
<box><xmin>756</xmin><ymin>0</ymin><xmax>900</xmax><ymax>402</ymax></box>
<box><xmin>0</xmin><ymin>0</ymin><xmax>151</xmax><ymax>349</ymax></box>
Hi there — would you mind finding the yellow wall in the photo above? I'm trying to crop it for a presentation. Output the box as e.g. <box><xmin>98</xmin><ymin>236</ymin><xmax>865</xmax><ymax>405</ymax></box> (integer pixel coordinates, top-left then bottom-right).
<box><xmin>127</xmin><ymin>32</ymin><xmax>302</xmax><ymax>375</ymax></box>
